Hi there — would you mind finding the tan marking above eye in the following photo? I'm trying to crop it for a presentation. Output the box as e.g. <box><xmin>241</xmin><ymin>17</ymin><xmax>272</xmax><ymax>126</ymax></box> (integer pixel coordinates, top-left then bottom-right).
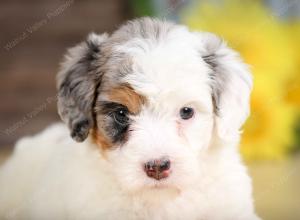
<box><xmin>92</xmin><ymin>84</ymin><xmax>146</xmax><ymax>153</ymax></box>
<box><xmin>108</xmin><ymin>84</ymin><xmax>146</xmax><ymax>114</ymax></box>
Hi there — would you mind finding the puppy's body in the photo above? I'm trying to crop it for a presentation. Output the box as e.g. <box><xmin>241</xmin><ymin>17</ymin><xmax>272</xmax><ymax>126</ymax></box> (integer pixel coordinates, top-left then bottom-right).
<box><xmin>0</xmin><ymin>18</ymin><xmax>259</xmax><ymax>219</ymax></box>
<box><xmin>0</xmin><ymin>124</ymin><xmax>256</xmax><ymax>220</ymax></box>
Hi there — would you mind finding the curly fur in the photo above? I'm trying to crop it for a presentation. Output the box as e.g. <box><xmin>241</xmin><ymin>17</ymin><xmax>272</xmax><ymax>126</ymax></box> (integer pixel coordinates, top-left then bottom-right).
<box><xmin>0</xmin><ymin>18</ymin><xmax>260</xmax><ymax>220</ymax></box>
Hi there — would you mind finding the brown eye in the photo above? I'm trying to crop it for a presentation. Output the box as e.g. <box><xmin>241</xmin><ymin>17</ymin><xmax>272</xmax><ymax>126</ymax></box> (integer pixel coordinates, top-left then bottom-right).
<box><xmin>179</xmin><ymin>107</ymin><xmax>194</xmax><ymax>120</ymax></box>
<box><xmin>113</xmin><ymin>107</ymin><xmax>129</xmax><ymax>125</ymax></box>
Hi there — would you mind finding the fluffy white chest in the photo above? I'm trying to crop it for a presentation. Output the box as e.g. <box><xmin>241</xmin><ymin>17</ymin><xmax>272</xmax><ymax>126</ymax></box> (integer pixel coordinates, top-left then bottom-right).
<box><xmin>0</xmin><ymin>124</ymin><xmax>256</xmax><ymax>220</ymax></box>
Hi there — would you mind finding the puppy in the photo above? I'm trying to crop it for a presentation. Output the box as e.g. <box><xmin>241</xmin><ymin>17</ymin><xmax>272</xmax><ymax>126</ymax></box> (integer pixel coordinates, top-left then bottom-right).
<box><xmin>0</xmin><ymin>18</ymin><xmax>260</xmax><ymax>220</ymax></box>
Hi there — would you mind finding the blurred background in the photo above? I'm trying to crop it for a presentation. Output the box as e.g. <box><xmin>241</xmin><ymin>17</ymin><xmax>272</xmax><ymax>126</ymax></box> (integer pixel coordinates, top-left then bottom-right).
<box><xmin>0</xmin><ymin>0</ymin><xmax>299</xmax><ymax>219</ymax></box>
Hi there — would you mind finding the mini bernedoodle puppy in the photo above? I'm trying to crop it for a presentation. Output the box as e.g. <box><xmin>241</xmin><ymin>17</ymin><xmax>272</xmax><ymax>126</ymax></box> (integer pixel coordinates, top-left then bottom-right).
<box><xmin>0</xmin><ymin>18</ymin><xmax>260</xmax><ymax>220</ymax></box>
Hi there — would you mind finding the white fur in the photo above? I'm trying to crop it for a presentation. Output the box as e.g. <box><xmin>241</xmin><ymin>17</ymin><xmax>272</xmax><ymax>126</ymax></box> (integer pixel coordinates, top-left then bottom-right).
<box><xmin>0</xmin><ymin>124</ymin><xmax>258</xmax><ymax>220</ymax></box>
<box><xmin>0</xmin><ymin>20</ymin><xmax>259</xmax><ymax>220</ymax></box>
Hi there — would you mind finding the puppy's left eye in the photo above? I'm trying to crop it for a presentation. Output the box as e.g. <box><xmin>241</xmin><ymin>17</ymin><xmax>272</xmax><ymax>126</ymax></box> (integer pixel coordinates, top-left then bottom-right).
<box><xmin>179</xmin><ymin>107</ymin><xmax>194</xmax><ymax>120</ymax></box>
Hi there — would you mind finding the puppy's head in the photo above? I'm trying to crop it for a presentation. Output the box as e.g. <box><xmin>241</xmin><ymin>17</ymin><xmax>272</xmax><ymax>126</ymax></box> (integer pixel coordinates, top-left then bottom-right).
<box><xmin>57</xmin><ymin>18</ymin><xmax>252</xmax><ymax>193</ymax></box>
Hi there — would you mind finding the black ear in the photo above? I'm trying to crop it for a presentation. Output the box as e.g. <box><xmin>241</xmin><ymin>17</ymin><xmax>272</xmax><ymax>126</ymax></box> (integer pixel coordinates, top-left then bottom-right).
<box><xmin>57</xmin><ymin>33</ymin><xmax>108</xmax><ymax>142</ymax></box>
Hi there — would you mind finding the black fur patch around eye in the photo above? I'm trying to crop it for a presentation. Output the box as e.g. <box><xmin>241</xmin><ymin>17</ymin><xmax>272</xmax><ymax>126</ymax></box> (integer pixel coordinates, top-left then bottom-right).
<box><xmin>98</xmin><ymin>102</ymin><xmax>126</xmax><ymax>114</ymax></box>
<box><xmin>97</xmin><ymin>101</ymin><xmax>130</xmax><ymax>143</ymax></box>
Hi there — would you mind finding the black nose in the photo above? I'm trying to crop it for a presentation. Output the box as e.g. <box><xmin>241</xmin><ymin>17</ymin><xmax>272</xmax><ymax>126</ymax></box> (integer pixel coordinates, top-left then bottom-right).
<box><xmin>144</xmin><ymin>157</ymin><xmax>171</xmax><ymax>180</ymax></box>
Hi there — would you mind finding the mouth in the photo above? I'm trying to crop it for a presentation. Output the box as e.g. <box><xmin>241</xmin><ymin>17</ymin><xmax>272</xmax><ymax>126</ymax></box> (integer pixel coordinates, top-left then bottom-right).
<box><xmin>139</xmin><ymin>182</ymin><xmax>181</xmax><ymax>202</ymax></box>
<box><xmin>151</xmin><ymin>180</ymin><xmax>169</xmax><ymax>188</ymax></box>
<box><xmin>144</xmin><ymin>175</ymin><xmax>174</xmax><ymax>190</ymax></box>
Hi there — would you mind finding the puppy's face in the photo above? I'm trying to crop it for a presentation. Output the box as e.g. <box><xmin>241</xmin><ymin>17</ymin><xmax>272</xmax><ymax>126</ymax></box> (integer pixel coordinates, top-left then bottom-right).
<box><xmin>94</xmin><ymin>41</ymin><xmax>214</xmax><ymax>191</ymax></box>
<box><xmin>57</xmin><ymin>18</ymin><xmax>252</xmax><ymax>192</ymax></box>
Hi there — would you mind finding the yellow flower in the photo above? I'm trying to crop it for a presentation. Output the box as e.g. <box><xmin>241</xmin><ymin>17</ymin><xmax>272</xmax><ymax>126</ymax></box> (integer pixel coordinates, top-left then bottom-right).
<box><xmin>241</xmin><ymin>82</ymin><xmax>296</xmax><ymax>160</ymax></box>
<box><xmin>181</xmin><ymin>0</ymin><xmax>298</xmax><ymax>160</ymax></box>
<box><xmin>284</xmin><ymin>23</ymin><xmax>300</xmax><ymax>108</ymax></box>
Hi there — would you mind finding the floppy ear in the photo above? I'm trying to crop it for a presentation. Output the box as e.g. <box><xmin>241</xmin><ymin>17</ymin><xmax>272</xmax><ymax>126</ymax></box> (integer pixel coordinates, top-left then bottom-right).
<box><xmin>200</xmin><ymin>33</ymin><xmax>253</xmax><ymax>141</ymax></box>
<box><xmin>57</xmin><ymin>33</ymin><xmax>108</xmax><ymax>142</ymax></box>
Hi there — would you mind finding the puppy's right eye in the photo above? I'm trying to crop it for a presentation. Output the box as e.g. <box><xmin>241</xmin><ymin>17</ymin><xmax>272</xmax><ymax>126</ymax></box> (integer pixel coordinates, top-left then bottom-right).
<box><xmin>98</xmin><ymin>101</ymin><xmax>130</xmax><ymax>126</ymax></box>
<box><xmin>113</xmin><ymin>107</ymin><xmax>129</xmax><ymax>125</ymax></box>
